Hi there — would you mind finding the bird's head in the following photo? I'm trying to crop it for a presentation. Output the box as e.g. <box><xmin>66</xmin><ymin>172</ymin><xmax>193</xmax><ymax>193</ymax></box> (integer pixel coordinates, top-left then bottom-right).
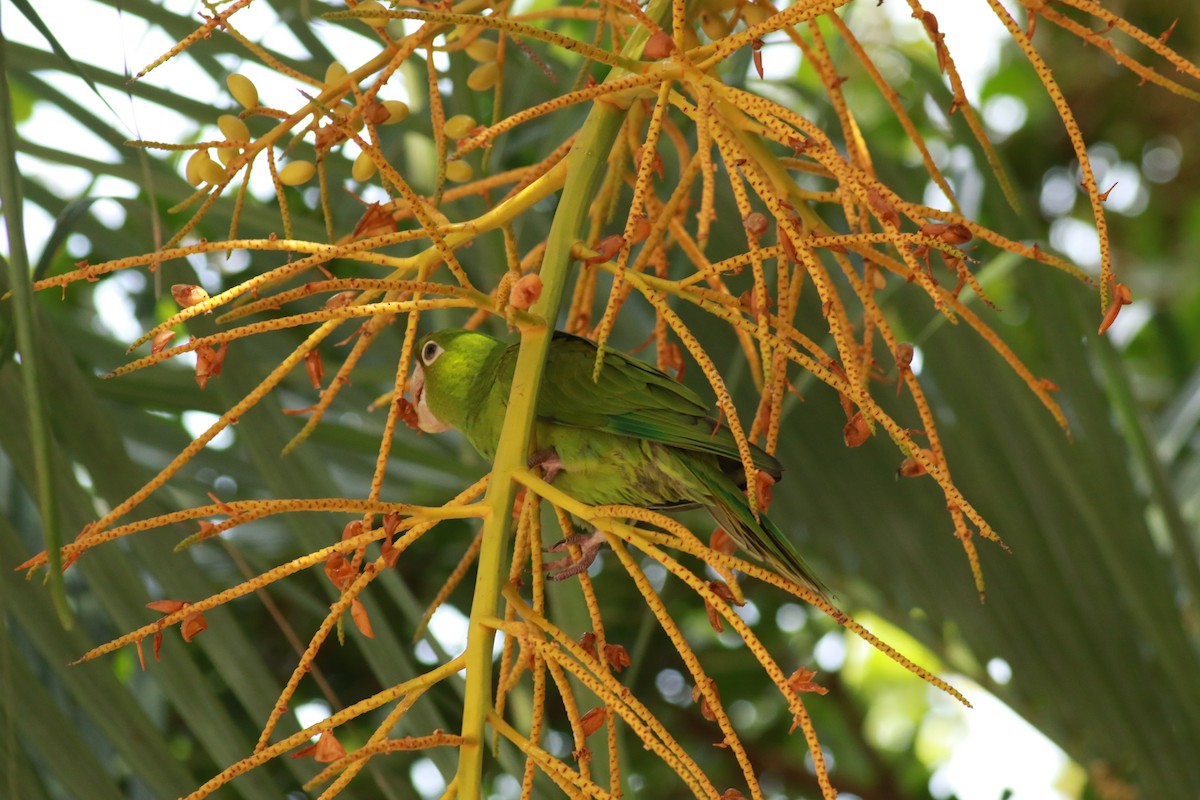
<box><xmin>410</xmin><ymin>329</ymin><xmax>501</xmax><ymax>434</ymax></box>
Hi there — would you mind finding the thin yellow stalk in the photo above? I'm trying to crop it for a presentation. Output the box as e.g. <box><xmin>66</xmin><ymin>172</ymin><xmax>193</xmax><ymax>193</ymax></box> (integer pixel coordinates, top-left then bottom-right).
<box><xmin>983</xmin><ymin>0</ymin><xmax>1114</xmax><ymax>307</ymax></box>
<box><xmin>184</xmin><ymin>655</ymin><xmax>467</xmax><ymax>800</ymax></box>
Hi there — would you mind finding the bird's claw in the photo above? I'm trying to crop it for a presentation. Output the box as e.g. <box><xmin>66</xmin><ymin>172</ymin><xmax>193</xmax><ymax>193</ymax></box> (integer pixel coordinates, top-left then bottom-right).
<box><xmin>528</xmin><ymin>448</ymin><xmax>564</xmax><ymax>484</ymax></box>
<box><xmin>544</xmin><ymin>531</ymin><xmax>604</xmax><ymax>581</ymax></box>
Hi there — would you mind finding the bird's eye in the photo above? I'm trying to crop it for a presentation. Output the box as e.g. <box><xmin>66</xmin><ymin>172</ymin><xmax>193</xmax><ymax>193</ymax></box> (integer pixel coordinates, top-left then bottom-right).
<box><xmin>421</xmin><ymin>341</ymin><xmax>444</xmax><ymax>365</ymax></box>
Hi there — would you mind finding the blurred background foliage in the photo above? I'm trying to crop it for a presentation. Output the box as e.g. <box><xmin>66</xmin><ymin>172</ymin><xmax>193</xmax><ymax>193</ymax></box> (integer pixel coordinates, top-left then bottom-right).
<box><xmin>1</xmin><ymin>1</ymin><xmax>1198</xmax><ymax>798</ymax></box>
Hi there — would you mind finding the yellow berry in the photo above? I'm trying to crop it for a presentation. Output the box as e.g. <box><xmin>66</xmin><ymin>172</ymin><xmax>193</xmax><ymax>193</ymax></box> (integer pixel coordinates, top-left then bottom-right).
<box><xmin>278</xmin><ymin>160</ymin><xmax>316</xmax><ymax>186</ymax></box>
<box><xmin>199</xmin><ymin>158</ymin><xmax>226</xmax><ymax>185</ymax></box>
<box><xmin>465</xmin><ymin>38</ymin><xmax>497</xmax><ymax>62</ymax></box>
<box><xmin>444</xmin><ymin>114</ymin><xmax>477</xmax><ymax>140</ymax></box>
<box><xmin>186</xmin><ymin>150</ymin><xmax>213</xmax><ymax>186</ymax></box>
<box><xmin>226</xmin><ymin>73</ymin><xmax>259</xmax><ymax>109</ymax></box>
<box><xmin>216</xmin><ymin>147</ymin><xmax>240</xmax><ymax>166</ymax></box>
<box><xmin>467</xmin><ymin>62</ymin><xmax>499</xmax><ymax>92</ymax></box>
<box><xmin>742</xmin><ymin>4</ymin><xmax>771</xmax><ymax>26</ymax></box>
<box><xmin>355</xmin><ymin>0</ymin><xmax>389</xmax><ymax>27</ymax></box>
<box><xmin>382</xmin><ymin>100</ymin><xmax>410</xmax><ymax>124</ymax></box>
<box><xmin>217</xmin><ymin>114</ymin><xmax>249</xmax><ymax>143</ymax></box>
<box><xmin>352</xmin><ymin>150</ymin><xmax>377</xmax><ymax>182</ymax></box>
<box><xmin>445</xmin><ymin>160</ymin><xmax>473</xmax><ymax>182</ymax></box>
<box><xmin>325</xmin><ymin>61</ymin><xmax>348</xmax><ymax>86</ymax></box>
<box><xmin>700</xmin><ymin>11</ymin><xmax>731</xmax><ymax>40</ymax></box>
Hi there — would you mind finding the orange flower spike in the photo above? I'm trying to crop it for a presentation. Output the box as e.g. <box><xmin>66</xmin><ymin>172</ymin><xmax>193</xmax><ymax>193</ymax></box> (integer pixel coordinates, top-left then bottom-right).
<box><xmin>304</xmin><ymin>350</ymin><xmax>324</xmax><ymax>390</ymax></box>
<box><xmin>1097</xmin><ymin>281</ymin><xmax>1133</xmax><ymax>335</ymax></box>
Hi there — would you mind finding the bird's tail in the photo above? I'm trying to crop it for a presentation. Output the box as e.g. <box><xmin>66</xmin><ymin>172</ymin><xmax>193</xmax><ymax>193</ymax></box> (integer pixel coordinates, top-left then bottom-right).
<box><xmin>686</xmin><ymin>460</ymin><xmax>830</xmax><ymax>600</ymax></box>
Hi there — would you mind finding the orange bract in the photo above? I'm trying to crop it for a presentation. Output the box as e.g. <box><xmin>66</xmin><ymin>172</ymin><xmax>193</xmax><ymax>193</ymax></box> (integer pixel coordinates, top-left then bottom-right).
<box><xmin>291</xmin><ymin>731</ymin><xmax>347</xmax><ymax>763</ymax></box>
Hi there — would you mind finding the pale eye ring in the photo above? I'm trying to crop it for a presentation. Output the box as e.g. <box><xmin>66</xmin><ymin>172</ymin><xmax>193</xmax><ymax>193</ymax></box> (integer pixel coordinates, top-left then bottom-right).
<box><xmin>421</xmin><ymin>341</ymin><xmax>444</xmax><ymax>365</ymax></box>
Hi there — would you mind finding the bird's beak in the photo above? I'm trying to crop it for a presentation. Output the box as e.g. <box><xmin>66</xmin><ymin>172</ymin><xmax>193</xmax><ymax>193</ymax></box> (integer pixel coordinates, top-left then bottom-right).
<box><xmin>410</xmin><ymin>362</ymin><xmax>449</xmax><ymax>433</ymax></box>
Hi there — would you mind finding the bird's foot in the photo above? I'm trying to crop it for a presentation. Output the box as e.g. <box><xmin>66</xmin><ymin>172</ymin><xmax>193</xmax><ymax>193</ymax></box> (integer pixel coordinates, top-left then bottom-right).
<box><xmin>544</xmin><ymin>531</ymin><xmax>605</xmax><ymax>581</ymax></box>
<box><xmin>528</xmin><ymin>448</ymin><xmax>564</xmax><ymax>484</ymax></box>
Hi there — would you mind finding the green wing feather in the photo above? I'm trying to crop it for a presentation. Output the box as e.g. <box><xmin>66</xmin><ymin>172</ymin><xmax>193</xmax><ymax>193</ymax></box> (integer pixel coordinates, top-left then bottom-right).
<box><xmin>504</xmin><ymin>332</ymin><xmax>782</xmax><ymax>478</ymax></box>
<box><xmin>681</xmin><ymin>457</ymin><xmax>828</xmax><ymax>597</ymax></box>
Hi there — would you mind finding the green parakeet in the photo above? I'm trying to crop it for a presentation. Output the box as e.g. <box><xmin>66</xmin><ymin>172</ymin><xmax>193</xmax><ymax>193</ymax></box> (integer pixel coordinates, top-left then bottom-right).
<box><xmin>410</xmin><ymin>328</ymin><xmax>826</xmax><ymax>596</ymax></box>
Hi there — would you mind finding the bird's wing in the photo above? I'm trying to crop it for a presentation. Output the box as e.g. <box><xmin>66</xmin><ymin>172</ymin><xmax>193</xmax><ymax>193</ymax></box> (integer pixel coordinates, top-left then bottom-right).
<box><xmin>684</xmin><ymin>456</ymin><xmax>828</xmax><ymax>598</ymax></box>
<box><xmin>526</xmin><ymin>332</ymin><xmax>782</xmax><ymax>477</ymax></box>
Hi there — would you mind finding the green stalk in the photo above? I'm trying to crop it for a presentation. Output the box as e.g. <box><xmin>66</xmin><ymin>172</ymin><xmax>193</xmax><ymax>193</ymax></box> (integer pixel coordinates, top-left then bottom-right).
<box><xmin>452</xmin><ymin>3</ymin><xmax>672</xmax><ymax>795</ymax></box>
<box><xmin>0</xmin><ymin>24</ymin><xmax>70</xmax><ymax>626</ymax></box>
<box><xmin>452</xmin><ymin>92</ymin><xmax>621</xmax><ymax>800</ymax></box>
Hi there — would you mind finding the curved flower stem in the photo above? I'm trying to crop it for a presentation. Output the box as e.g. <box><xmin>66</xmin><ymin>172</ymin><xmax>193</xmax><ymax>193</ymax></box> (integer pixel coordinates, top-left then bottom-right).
<box><xmin>453</xmin><ymin>3</ymin><xmax>674</xmax><ymax>796</ymax></box>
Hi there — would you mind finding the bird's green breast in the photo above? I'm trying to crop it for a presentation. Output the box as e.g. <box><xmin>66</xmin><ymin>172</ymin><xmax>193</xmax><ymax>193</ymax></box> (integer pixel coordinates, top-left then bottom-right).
<box><xmin>531</xmin><ymin>422</ymin><xmax>709</xmax><ymax>509</ymax></box>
